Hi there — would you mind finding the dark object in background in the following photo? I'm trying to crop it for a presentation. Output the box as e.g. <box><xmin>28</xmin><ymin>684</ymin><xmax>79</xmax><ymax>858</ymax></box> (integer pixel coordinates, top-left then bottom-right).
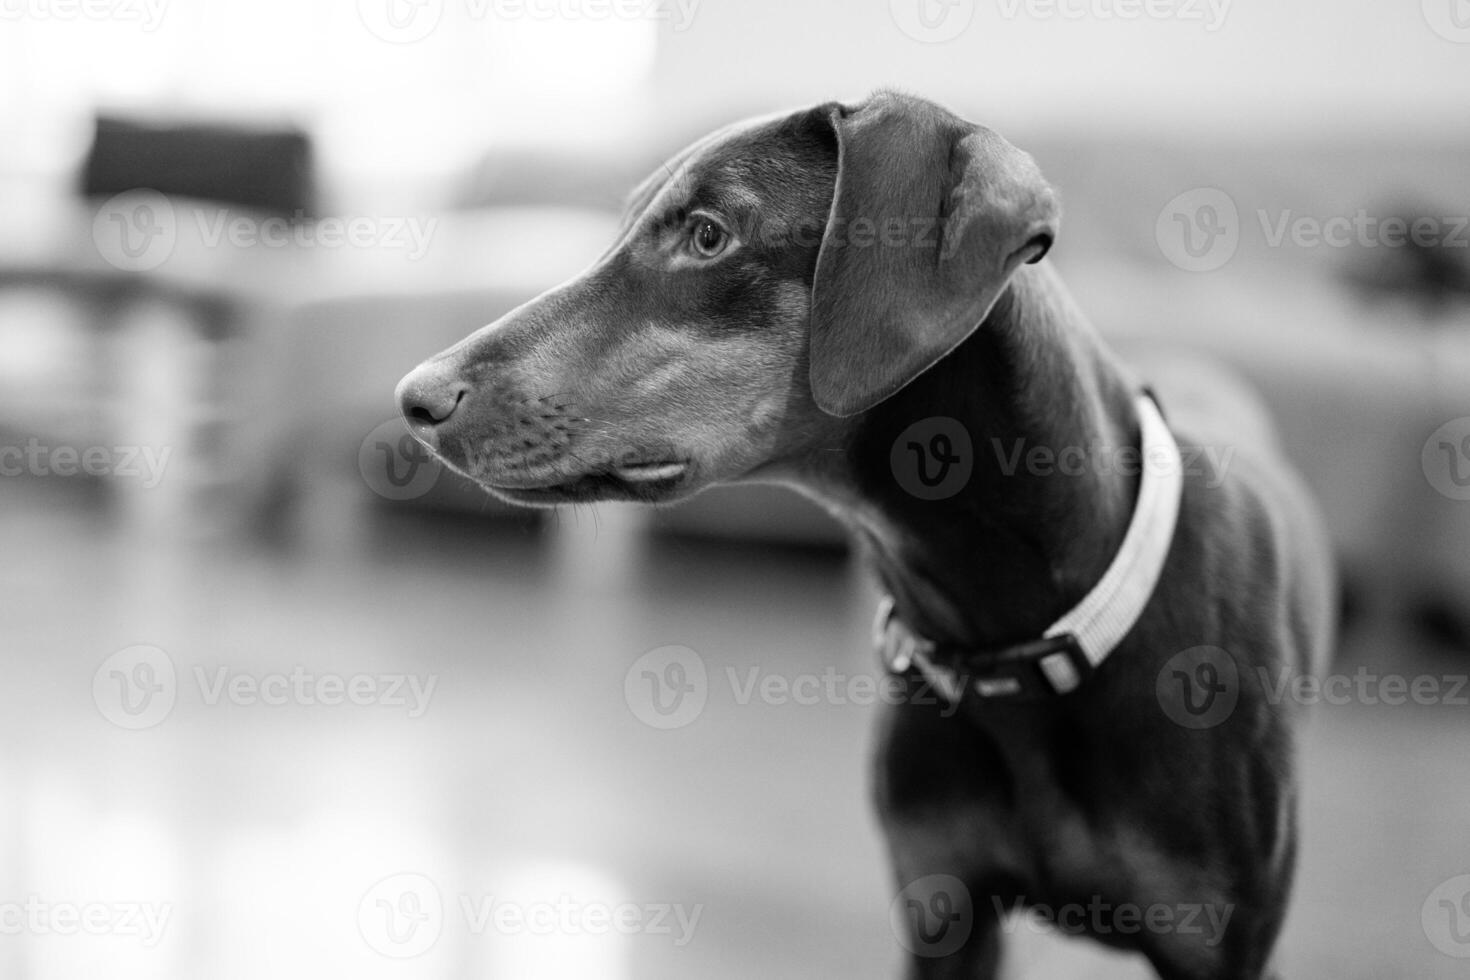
<box><xmin>1342</xmin><ymin>200</ymin><xmax>1470</xmax><ymax>318</ymax></box>
<box><xmin>80</xmin><ymin>115</ymin><xmax>315</xmax><ymax>217</ymax></box>
<box><xmin>1408</xmin><ymin>596</ymin><xmax>1470</xmax><ymax>654</ymax></box>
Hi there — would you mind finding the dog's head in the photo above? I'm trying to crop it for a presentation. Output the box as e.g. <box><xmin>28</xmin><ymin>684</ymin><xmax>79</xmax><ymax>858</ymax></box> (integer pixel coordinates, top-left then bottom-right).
<box><xmin>396</xmin><ymin>91</ymin><xmax>1057</xmax><ymax>506</ymax></box>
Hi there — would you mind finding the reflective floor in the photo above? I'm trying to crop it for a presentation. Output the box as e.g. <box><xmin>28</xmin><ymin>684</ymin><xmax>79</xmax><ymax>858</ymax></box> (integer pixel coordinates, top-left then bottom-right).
<box><xmin>2</xmin><ymin>478</ymin><xmax>1467</xmax><ymax>979</ymax></box>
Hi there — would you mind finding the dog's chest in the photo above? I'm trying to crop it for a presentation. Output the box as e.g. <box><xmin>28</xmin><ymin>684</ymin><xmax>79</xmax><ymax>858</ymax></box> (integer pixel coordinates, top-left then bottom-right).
<box><xmin>876</xmin><ymin>702</ymin><xmax>1125</xmax><ymax>895</ymax></box>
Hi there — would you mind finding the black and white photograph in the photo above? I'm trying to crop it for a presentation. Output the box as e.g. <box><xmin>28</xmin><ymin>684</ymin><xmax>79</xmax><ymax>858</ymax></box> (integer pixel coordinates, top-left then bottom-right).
<box><xmin>2</xmin><ymin>1</ymin><xmax>1469</xmax><ymax>977</ymax></box>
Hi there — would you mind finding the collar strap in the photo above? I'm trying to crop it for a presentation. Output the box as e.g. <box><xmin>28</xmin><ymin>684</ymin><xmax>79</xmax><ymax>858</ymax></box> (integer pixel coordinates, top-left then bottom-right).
<box><xmin>875</xmin><ymin>393</ymin><xmax>1183</xmax><ymax>702</ymax></box>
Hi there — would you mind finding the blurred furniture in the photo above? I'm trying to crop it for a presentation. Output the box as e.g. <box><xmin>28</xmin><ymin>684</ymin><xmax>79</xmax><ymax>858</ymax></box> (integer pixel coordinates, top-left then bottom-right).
<box><xmin>0</xmin><ymin>191</ymin><xmax>621</xmax><ymax>522</ymax></box>
<box><xmin>0</xmin><ymin>116</ymin><xmax>318</xmax><ymax>533</ymax></box>
<box><xmin>81</xmin><ymin>116</ymin><xmax>315</xmax><ymax>216</ymax></box>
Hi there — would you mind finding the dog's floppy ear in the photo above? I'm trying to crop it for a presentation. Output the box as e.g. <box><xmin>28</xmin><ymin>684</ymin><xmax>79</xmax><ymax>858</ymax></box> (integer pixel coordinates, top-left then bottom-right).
<box><xmin>808</xmin><ymin>92</ymin><xmax>1059</xmax><ymax>417</ymax></box>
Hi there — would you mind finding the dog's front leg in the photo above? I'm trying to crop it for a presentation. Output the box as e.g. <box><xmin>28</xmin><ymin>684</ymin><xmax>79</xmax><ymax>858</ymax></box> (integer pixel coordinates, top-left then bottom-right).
<box><xmin>1133</xmin><ymin>846</ymin><xmax>1297</xmax><ymax>980</ymax></box>
<box><xmin>877</xmin><ymin>698</ymin><xmax>1020</xmax><ymax>980</ymax></box>
<box><xmin>891</xmin><ymin>872</ymin><xmax>1012</xmax><ymax>980</ymax></box>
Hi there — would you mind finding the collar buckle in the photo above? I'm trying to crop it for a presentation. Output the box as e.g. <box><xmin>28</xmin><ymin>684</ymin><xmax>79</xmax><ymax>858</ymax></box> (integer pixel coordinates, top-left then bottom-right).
<box><xmin>875</xmin><ymin>597</ymin><xmax>1094</xmax><ymax>702</ymax></box>
<box><xmin>970</xmin><ymin>632</ymin><xmax>1092</xmax><ymax>699</ymax></box>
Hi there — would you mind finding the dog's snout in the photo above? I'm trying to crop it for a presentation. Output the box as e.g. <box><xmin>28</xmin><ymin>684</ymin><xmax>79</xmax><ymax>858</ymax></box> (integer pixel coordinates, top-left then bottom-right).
<box><xmin>396</xmin><ymin>364</ymin><xmax>469</xmax><ymax>438</ymax></box>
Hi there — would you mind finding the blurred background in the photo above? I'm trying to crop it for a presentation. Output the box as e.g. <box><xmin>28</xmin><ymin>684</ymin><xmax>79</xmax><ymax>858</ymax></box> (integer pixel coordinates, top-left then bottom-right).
<box><xmin>3</xmin><ymin>1</ymin><xmax>1470</xmax><ymax>977</ymax></box>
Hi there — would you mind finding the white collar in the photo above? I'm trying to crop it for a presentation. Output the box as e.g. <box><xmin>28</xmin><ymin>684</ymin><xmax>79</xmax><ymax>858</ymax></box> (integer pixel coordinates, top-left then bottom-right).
<box><xmin>875</xmin><ymin>394</ymin><xmax>1183</xmax><ymax>701</ymax></box>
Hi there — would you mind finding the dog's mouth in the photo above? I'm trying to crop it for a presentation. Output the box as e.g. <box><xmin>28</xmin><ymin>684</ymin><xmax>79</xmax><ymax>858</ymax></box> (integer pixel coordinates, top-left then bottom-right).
<box><xmin>611</xmin><ymin>460</ymin><xmax>689</xmax><ymax>483</ymax></box>
<box><xmin>482</xmin><ymin>458</ymin><xmax>691</xmax><ymax>506</ymax></box>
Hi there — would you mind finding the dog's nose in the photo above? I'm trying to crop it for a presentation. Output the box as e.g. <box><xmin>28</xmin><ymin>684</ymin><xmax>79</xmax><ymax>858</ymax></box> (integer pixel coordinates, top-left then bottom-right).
<box><xmin>395</xmin><ymin>364</ymin><xmax>469</xmax><ymax>443</ymax></box>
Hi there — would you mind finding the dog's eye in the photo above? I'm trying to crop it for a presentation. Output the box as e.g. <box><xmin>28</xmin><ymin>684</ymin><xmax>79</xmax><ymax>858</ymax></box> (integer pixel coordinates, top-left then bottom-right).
<box><xmin>691</xmin><ymin>218</ymin><xmax>729</xmax><ymax>258</ymax></box>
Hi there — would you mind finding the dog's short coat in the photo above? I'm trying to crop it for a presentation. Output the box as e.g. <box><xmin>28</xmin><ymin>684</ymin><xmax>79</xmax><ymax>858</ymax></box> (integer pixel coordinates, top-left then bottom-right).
<box><xmin>397</xmin><ymin>91</ymin><xmax>1336</xmax><ymax>979</ymax></box>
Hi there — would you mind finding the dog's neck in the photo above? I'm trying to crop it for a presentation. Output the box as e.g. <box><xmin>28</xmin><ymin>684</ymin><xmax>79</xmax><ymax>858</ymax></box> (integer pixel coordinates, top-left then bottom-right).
<box><xmin>797</xmin><ymin>262</ymin><xmax>1142</xmax><ymax>650</ymax></box>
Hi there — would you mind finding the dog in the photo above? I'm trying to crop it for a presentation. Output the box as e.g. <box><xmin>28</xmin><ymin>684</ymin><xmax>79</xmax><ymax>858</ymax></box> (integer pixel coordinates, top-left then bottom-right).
<box><xmin>395</xmin><ymin>91</ymin><xmax>1335</xmax><ymax>979</ymax></box>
